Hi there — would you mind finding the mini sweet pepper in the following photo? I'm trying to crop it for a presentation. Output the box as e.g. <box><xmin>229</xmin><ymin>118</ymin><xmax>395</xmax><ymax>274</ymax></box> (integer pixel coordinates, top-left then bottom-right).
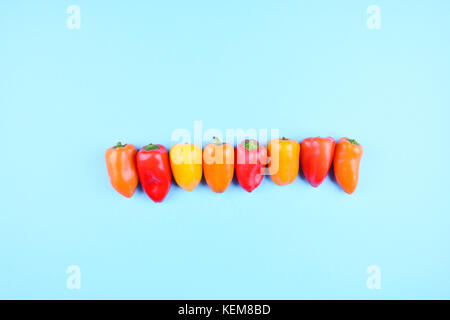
<box><xmin>235</xmin><ymin>139</ymin><xmax>267</xmax><ymax>192</ymax></box>
<box><xmin>203</xmin><ymin>137</ymin><xmax>234</xmax><ymax>193</ymax></box>
<box><xmin>267</xmin><ymin>137</ymin><xmax>300</xmax><ymax>186</ymax></box>
<box><xmin>170</xmin><ymin>143</ymin><xmax>202</xmax><ymax>191</ymax></box>
<box><xmin>105</xmin><ymin>142</ymin><xmax>139</xmax><ymax>198</ymax></box>
<box><xmin>136</xmin><ymin>143</ymin><xmax>172</xmax><ymax>202</ymax></box>
<box><xmin>300</xmin><ymin>137</ymin><xmax>335</xmax><ymax>187</ymax></box>
<box><xmin>333</xmin><ymin>138</ymin><xmax>363</xmax><ymax>194</ymax></box>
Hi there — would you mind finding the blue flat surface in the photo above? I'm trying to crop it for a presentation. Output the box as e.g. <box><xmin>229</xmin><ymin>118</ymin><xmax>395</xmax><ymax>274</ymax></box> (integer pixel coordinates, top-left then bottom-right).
<box><xmin>1</xmin><ymin>0</ymin><xmax>449</xmax><ymax>299</ymax></box>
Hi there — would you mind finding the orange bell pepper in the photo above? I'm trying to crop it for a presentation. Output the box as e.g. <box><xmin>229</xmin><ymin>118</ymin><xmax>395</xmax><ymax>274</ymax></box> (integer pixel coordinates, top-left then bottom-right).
<box><xmin>333</xmin><ymin>138</ymin><xmax>363</xmax><ymax>194</ymax></box>
<box><xmin>105</xmin><ymin>142</ymin><xmax>139</xmax><ymax>198</ymax></box>
<box><xmin>203</xmin><ymin>137</ymin><xmax>234</xmax><ymax>193</ymax></box>
<box><xmin>170</xmin><ymin>143</ymin><xmax>202</xmax><ymax>191</ymax></box>
<box><xmin>267</xmin><ymin>137</ymin><xmax>300</xmax><ymax>186</ymax></box>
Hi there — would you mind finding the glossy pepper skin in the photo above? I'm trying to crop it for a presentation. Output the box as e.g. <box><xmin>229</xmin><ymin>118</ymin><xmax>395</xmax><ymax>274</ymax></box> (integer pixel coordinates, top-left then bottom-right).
<box><xmin>105</xmin><ymin>142</ymin><xmax>139</xmax><ymax>198</ymax></box>
<box><xmin>136</xmin><ymin>143</ymin><xmax>172</xmax><ymax>202</ymax></box>
<box><xmin>300</xmin><ymin>137</ymin><xmax>336</xmax><ymax>187</ymax></box>
<box><xmin>170</xmin><ymin>143</ymin><xmax>202</xmax><ymax>191</ymax></box>
<box><xmin>267</xmin><ymin>137</ymin><xmax>300</xmax><ymax>186</ymax></box>
<box><xmin>203</xmin><ymin>137</ymin><xmax>234</xmax><ymax>193</ymax></box>
<box><xmin>333</xmin><ymin>138</ymin><xmax>363</xmax><ymax>194</ymax></box>
<box><xmin>235</xmin><ymin>139</ymin><xmax>267</xmax><ymax>192</ymax></box>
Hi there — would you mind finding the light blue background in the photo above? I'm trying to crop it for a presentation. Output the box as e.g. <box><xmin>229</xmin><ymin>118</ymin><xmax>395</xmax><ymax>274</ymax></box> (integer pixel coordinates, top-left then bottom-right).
<box><xmin>1</xmin><ymin>0</ymin><xmax>449</xmax><ymax>299</ymax></box>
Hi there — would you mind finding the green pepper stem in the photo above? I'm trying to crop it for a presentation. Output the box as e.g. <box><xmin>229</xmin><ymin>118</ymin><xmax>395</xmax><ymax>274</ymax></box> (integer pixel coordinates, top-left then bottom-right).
<box><xmin>113</xmin><ymin>141</ymin><xmax>126</xmax><ymax>149</ymax></box>
<box><xmin>143</xmin><ymin>143</ymin><xmax>160</xmax><ymax>151</ymax></box>
<box><xmin>348</xmin><ymin>139</ymin><xmax>360</xmax><ymax>146</ymax></box>
<box><xmin>244</xmin><ymin>139</ymin><xmax>259</xmax><ymax>151</ymax></box>
<box><xmin>212</xmin><ymin>136</ymin><xmax>222</xmax><ymax>145</ymax></box>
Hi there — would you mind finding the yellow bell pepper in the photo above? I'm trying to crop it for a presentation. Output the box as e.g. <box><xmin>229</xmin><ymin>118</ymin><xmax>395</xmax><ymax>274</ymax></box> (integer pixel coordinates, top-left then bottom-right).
<box><xmin>169</xmin><ymin>144</ymin><xmax>203</xmax><ymax>191</ymax></box>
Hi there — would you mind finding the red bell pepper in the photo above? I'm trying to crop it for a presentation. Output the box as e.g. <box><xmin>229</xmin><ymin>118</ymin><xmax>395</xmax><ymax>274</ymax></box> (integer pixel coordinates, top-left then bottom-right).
<box><xmin>136</xmin><ymin>143</ymin><xmax>172</xmax><ymax>202</ymax></box>
<box><xmin>235</xmin><ymin>139</ymin><xmax>267</xmax><ymax>192</ymax></box>
<box><xmin>300</xmin><ymin>137</ymin><xmax>335</xmax><ymax>187</ymax></box>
